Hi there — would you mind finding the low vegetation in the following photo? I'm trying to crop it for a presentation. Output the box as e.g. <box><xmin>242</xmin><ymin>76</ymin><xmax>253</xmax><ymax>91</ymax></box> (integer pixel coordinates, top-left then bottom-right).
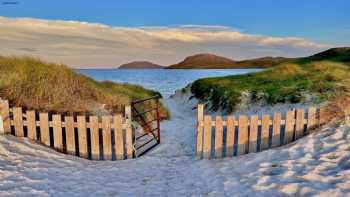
<box><xmin>0</xmin><ymin>56</ymin><xmax>169</xmax><ymax>118</ymax></box>
<box><xmin>191</xmin><ymin>61</ymin><xmax>350</xmax><ymax>112</ymax></box>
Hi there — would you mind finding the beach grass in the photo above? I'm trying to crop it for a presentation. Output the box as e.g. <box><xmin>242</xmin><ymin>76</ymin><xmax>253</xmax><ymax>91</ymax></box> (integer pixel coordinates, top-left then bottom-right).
<box><xmin>191</xmin><ymin>61</ymin><xmax>350</xmax><ymax>112</ymax></box>
<box><xmin>0</xmin><ymin>56</ymin><xmax>169</xmax><ymax>118</ymax></box>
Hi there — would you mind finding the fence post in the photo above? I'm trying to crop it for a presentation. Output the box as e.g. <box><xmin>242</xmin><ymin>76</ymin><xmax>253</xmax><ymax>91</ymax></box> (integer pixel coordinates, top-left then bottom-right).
<box><xmin>295</xmin><ymin>109</ymin><xmax>305</xmax><ymax>139</ymax></box>
<box><xmin>226</xmin><ymin>116</ymin><xmax>235</xmax><ymax>157</ymax></box>
<box><xmin>90</xmin><ymin>116</ymin><xmax>100</xmax><ymax>160</ymax></box>
<box><xmin>238</xmin><ymin>115</ymin><xmax>248</xmax><ymax>155</ymax></box>
<box><xmin>27</xmin><ymin>111</ymin><xmax>37</xmax><ymax>140</ymax></box>
<box><xmin>39</xmin><ymin>113</ymin><xmax>50</xmax><ymax>146</ymax></box>
<box><xmin>196</xmin><ymin>104</ymin><xmax>204</xmax><ymax>158</ymax></box>
<box><xmin>345</xmin><ymin>107</ymin><xmax>350</xmax><ymax>126</ymax></box>
<box><xmin>0</xmin><ymin>100</ymin><xmax>10</xmax><ymax>134</ymax></box>
<box><xmin>114</xmin><ymin>114</ymin><xmax>124</xmax><ymax>160</ymax></box>
<box><xmin>77</xmin><ymin>116</ymin><xmax>88</xmax><ymax>159</ymax></box>
<box><xmin>53</xmin><ymin>114</ymin><xmax>63</xmax><ymax>152</ymax></box>
<box><xmin>249</xmin><ymin>115</ymin><xmax>259</xmax><ymax>153</ymax></box>
<box><xmin>65</xmin><ymin>116</ymin><xmax>75</xmax><ymax>155</ymax></box>
<box><xmin>272</xmin><ymin>112</ymin><xmax>281</xmax><ymax>147</ymax></box>
<box><xmin>307</xmin><ymin>107</ymin><xmax>317</xmax><ymax>132</ymax></box>
<box><xmin>284</xmin><ymin>110</ymin><xmax>295</xmax><ymax>144</ymax></box>
<box><xmin>13</xmin><ymin>107</ymin><xmax>24</xmax><ymax>137</ymax></box>
<box><xmin>261</xmin><ymin>114</ymin><xmax>270</xmax><ymax>150</ymax></box>
<box><xmin>203</xmin><ymin>115</ymin><xmax>212</xmax><ymax>159</ymax></box>
<box><xmin>0</xmin><ymin>115</ymin><xmax>4</xmax><ymax>135</ymax></box>
<box><xmin>319</xmin><ymin>107</ymin><xmax>327</xmax><ymax>125</ymax></box>
<box><xmin>102</xmin><ymin>116</ymin><xmax>112</xmax><ymax>160</ymax></box>
<box><xmin>215</xmin><ymin>116</ymin><xmax>223</xmax><ymax>158</ymax></box>
<box><xmin>125</xmin><ymin>105</ymin><xmax>134</xmax><ymax>159</ymax></box>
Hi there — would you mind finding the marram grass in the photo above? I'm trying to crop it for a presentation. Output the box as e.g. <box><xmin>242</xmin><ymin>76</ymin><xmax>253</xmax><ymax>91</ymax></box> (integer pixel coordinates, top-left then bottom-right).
<box><xmin>191</xmin><ymin>61</ymin><xmax>350</xmax><ymax>112</ymax></box>
<box><xmin>0</xmin><ymin>56</ymin><xmax>169</xmax><ymax>119</ymax></box>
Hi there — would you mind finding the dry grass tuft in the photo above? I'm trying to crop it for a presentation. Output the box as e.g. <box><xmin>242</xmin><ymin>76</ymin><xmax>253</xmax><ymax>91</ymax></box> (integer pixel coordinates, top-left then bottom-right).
<box><xmin>267</xmin><ymin>63</ymin><xmax>305</xmax><ymax>81</ymax></box>
<box><xmin>323</xmin><ymin>96</ymin><xmax>350</xmax><ymax>123</ymax></box>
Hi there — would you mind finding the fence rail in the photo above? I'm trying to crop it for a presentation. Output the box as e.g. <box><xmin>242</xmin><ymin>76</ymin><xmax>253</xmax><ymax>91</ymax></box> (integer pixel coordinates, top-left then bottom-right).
<box><xmin>0</xmin><ymin>100</ymin><xmax>134</xmax><ymax>160</ymax></box>
<box><xmin>196</xmin><ymin>104</ymin><xmax>327</xmax><ymax>159</ymax></box>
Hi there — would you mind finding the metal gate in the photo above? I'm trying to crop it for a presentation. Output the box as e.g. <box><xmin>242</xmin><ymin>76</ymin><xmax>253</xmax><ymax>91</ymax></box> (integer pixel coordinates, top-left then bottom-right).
<box><xmin>131</xmin><ymin>95</ymin><xmax>161</xmax><ymax>157</ymax></box>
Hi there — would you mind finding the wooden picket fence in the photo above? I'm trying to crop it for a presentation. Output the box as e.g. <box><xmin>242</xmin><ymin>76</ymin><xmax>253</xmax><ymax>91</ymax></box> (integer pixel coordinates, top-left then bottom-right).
<box><xmin>0</xmin><ymin>100</ymin><xmax>134</xmax><ymax>160</ymax></box>
<box><xmin>196</xmin><ymin>104</ymin><xmax>327</xmax><ymax>159</ymax></box>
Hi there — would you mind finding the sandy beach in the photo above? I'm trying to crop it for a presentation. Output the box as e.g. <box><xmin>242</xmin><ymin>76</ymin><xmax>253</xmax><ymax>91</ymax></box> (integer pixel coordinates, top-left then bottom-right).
<box><xmin>0</xmin><ymin>94</ymin><xmax>349</xmax><ymax>197</ymax></box>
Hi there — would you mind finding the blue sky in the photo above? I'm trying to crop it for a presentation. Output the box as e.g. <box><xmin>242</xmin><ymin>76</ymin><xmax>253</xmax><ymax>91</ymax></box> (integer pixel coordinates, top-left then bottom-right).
<box><xmin>1</xmin><ymin>0</ymin><xmax>349</xmax><ymax>44</ymax></box>
<box><xmin>0</xmin><ymin>0</ymin><xmax>349</xmax><ymax>67</ymax></box>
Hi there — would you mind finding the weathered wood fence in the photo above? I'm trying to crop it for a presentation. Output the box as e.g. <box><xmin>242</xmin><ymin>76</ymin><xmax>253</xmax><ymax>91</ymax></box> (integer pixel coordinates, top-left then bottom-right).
<box><xmin>0</xmin><ymin>100</ymin><xmax>134</xmax><ymax>160</ymax></box>
<box><xmin>196</xmin><ymin>104</ymin><xmax>327</xmax><ymax>159</ymax></box>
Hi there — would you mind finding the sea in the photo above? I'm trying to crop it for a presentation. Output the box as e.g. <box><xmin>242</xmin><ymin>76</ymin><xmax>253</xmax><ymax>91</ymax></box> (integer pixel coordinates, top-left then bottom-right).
<box><xmin>77</xmin><ymin>69</ymin><xmax>261</xmax><ymax>98</ymax></box>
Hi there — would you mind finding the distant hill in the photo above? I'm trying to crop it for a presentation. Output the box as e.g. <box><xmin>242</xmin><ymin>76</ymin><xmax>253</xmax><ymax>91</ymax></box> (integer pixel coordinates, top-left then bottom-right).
<box><xmin>297</xmin><ymin>47</ymin><xmax>350</xmax><ymax>65</ymax></box>
<box><xmin>234</xmin><ymin>56</ymin><xmax>294</xmax><ymax>68</ymax></box>
<box><xmin>119</xmin><ymin>61</ymin><xmax>163</xmax><ymax>69</ymax></box>
<box><xmin>167</xmin><ymin>47</ymin><xmax>350</xmax><ymax>69</ymax></box>
<box><xmin>167</xmin><ymin>53</ymin><xmax>293</xmax><ymax>69</ymax></box>
<box><xmin>167</xmin><ymin>54</ymin><xmax>237</xmax><ymax>69</ymax></box>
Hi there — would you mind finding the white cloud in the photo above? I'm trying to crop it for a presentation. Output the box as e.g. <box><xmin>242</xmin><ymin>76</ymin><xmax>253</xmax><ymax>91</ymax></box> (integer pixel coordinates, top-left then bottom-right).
<box><xmin>0</xmin><ymin>17</ymin><xmax>331</xmax><ymax>68</ymax></box>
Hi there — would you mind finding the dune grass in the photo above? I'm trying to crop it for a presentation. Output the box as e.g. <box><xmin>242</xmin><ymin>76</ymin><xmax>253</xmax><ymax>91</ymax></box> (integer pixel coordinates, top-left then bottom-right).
<box><xmin>191</xmin><ymin>61</ymin><xmax>350</xmax><ymax>112</ymax></box>
<box><xmin>0</xmin><ymin>56</ymin><xmax>169</xmax><ymax>118</ymax></box>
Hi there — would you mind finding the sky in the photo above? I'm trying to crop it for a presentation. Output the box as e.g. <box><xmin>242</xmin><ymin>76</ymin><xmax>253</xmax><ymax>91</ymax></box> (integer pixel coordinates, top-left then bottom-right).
<box><xmin>0</xmin><ymin>0</ymin><xmax>349</xmax><ymax>68</ymax></box>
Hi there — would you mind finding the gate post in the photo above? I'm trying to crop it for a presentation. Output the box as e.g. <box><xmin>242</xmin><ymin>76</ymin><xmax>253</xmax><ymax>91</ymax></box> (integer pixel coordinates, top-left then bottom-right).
<box><xmin>156</xmin><ymin>98</ymin><xmax>161</xmax><ymax>143</ymax></box>
<box><xmin>125</xmin><ymin>105</ymin><xmax>134</xmax><ymax>159</ymax></box>
<box><xmin>196</xmin><ymin>104</ymin><xmax>204</xmax><ymax>158</ymax></box>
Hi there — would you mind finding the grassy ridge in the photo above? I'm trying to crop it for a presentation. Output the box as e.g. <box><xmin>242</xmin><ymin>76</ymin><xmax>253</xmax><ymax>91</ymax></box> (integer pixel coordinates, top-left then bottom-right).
<box><xmin>191</xmin><ymin>61</ymin><xmax>350</xmax><ymax>112</ymax></box>
<box><xmin>0</xmin><ymin>56</ymin><xmax>169</xmax><ymax>118</ymax></box>
<box><xmin>297</xmin><ymin>47</ymin><xmax>350</xmax><ymax>65</ymax></box>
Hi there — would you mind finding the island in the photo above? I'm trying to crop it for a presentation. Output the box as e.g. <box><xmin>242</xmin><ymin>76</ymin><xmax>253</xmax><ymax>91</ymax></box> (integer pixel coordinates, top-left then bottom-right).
<box><xmin>119</xmin><ymin>61</ymin><xmax>164</xmax><ymax>69</ymax></box>
<box><xmin>167</xmin><ymin>53</ymin><xmax>292</xmax><ymax>69</ymax></box>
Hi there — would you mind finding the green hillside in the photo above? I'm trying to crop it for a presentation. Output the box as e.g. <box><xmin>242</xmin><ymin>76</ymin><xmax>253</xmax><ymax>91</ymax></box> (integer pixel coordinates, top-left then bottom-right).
<box><xmin>297</xmin><ymin>47</ymin><xmax>350</xmax><ymax>65</ymax></box>
<box><xmin>191</xmin><ymin>61</ymin><xmax>350</xmax><ymax>112</ymax></box>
